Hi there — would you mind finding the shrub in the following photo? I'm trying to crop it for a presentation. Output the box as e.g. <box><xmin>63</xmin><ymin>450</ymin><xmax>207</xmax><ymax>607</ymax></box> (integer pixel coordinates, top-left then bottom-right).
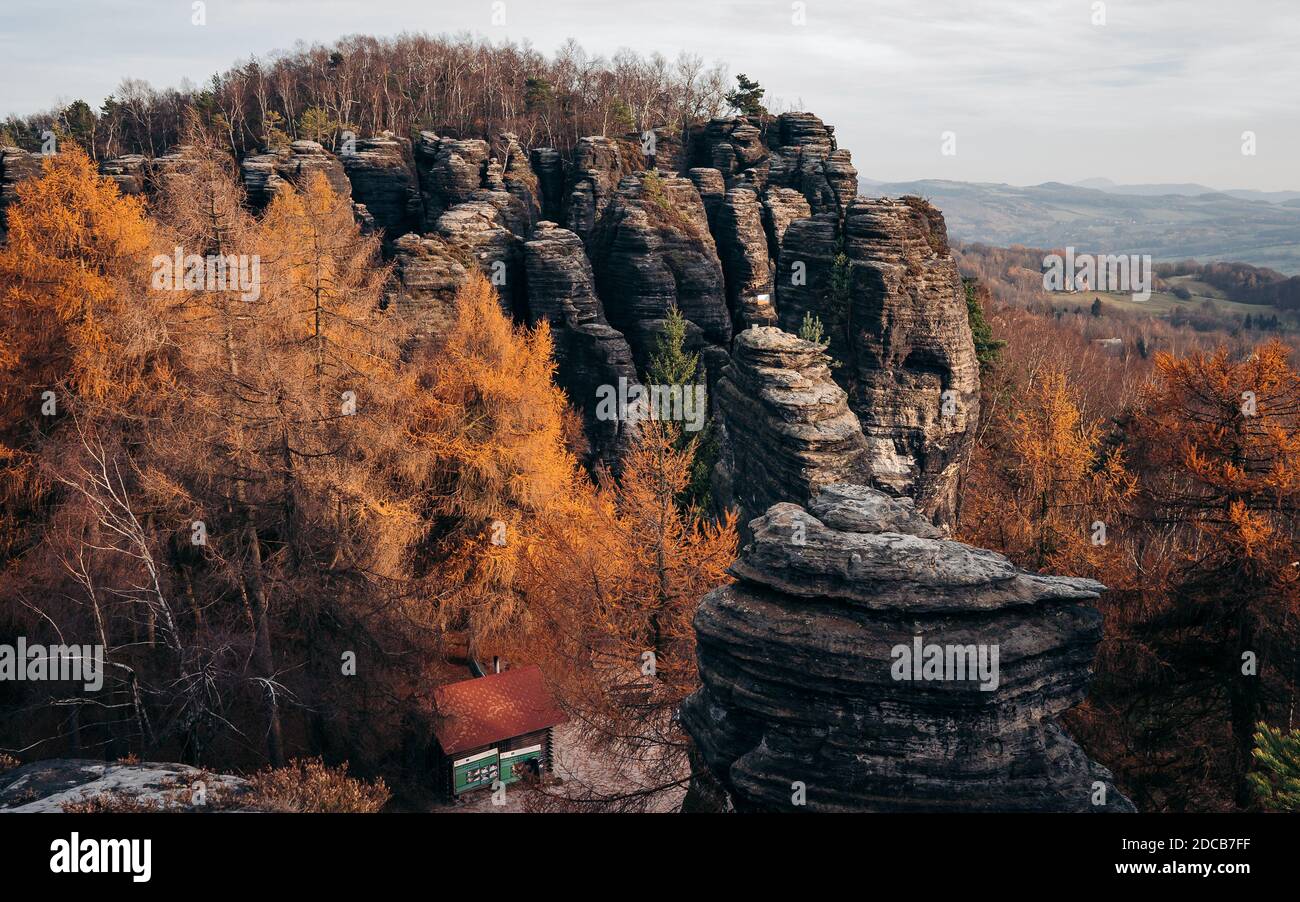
<box><xmin>246</xmin><ymin>758</ymin><xmax>390</xmax><ymax>813</ymax></box>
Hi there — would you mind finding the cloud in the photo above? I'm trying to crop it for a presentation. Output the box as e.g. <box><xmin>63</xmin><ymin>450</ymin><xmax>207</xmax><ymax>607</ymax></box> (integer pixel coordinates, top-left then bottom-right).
<box><xmin>1</xmin><ymin>0</ymin><xmax>1296</xmax><ymax>190</ymax></box>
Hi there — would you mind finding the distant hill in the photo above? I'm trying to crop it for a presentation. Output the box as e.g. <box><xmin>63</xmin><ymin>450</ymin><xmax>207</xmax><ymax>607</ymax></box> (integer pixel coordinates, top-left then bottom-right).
<box><xmin>1074</xmin><ymin>177</ymin><xmax>1300</xmax><ymax>205</ymax></box>
<box><xmin>860</xmin><ymin>178</ymin><xmax>1300</xmax><ymax>275</ymax></box>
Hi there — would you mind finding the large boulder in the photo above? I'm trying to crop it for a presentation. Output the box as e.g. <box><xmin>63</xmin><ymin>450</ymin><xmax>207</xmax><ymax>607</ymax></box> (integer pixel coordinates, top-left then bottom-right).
<box><xmin>680</xmin><ymin>483</ymin><xmax>1135</xmax><ymax>813</ymax></box>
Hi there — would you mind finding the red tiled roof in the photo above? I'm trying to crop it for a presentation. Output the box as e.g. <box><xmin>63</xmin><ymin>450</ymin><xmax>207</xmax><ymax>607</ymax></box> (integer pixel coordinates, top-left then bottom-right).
<box><xmin>432</xmin><ymin>665</ymin><xmax>567</xmax><ymax>756</ymax></box>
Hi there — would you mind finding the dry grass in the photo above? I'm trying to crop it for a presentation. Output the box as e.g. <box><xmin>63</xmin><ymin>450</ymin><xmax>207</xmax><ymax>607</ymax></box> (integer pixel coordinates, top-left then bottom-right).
<box><xmin>62</xmin><ymin>792</ymin><xmax>164</xmax><ymax>813</ymax></box>
<box><xmin>245</xmin><ymin>758</ymin><xmax>390</xmax><ymax>813</ymax></box>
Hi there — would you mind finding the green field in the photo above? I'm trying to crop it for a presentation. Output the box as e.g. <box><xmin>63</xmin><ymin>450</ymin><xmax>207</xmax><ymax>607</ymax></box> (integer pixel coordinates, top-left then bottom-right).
<box><xmin>1045</xmin><ymin>275</ymin><xmax>1298</xmax><ymax>327</ymax></box>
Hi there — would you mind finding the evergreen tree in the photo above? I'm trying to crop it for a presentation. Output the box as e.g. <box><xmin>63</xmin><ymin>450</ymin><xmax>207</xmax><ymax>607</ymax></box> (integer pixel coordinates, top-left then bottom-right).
<box><xmin>962</xmin><ymin>277</ymin><xmax>1005</xmax><ymax>373</ymax></box>
<box><xmin>646</xmin><ymin>307</ymin><xmax>716</xmax><ymax>508</ymax></box>
<box><xmin>798</xmin><ymin>311</ymin><xmax>829</xmax><ymax>348</ymax></box>
<box><xmin>647</xmin><ymin>306</ymin><xmax>699</xmax><ymax>388</ymax></box>
<box><xmin>1248</xmin><ymin>722</ymin><xmax>1300</xmax><ymax>811</ymax></box>
<box><xmin>725</xmin><ymin>74</ymin><xmax>768</xmax><ymax>118</ymax></box>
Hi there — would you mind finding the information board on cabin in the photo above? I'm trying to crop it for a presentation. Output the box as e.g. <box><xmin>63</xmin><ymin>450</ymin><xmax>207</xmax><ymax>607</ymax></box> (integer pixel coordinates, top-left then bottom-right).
<box><xmin>452</xmin><ymin>748</ymin><xmax>500</xmax><ymax>794</ymax></box>
<box><xmin>499</xmin><ymin>744</ymin><xmax>542</xmax><ymax>785</ymax></box>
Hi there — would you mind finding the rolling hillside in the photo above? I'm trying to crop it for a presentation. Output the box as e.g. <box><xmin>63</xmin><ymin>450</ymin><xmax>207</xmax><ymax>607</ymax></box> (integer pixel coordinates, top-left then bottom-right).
<box><xmin>862</xmin><ymin>178</ymin><xmax>1300</xmax><ymax>275</ymax></box>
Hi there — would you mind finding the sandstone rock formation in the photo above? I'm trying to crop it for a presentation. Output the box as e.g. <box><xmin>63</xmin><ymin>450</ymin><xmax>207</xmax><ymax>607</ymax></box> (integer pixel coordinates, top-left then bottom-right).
<box><xmin>385</xmin><ymin>232</ymin><xmax>471</xmax><ymax>333</ymax></box>
<box><xmin>433</xmin><ymin>200</ymin><xmax>526</xmax><ymax>315</ymax></box>
<box><xmin>711</xmin><ymin>327</ymin><xmax>872</xmax><ymax>528</ymax></box>
<box><xmin>525</xmin><ymin>222</ymin><xmax>642</xmax><ymax>468</ymax></box>
<box><xmin>765</xmin><ymin>112</ymin><xmax>858</xmax><ymax>214</ymax></box>
<box><xmin>524</xmin><ymin>221</ymin><xmax>607</xmax><ymax>329</ymax></box>
<box><xmin>691</xmin><ymin>116</ymin><xmax>769</xmax><ymax>187</ymax></box>
<box><xmin>0</xmin><ymin>758</ymin><xmax>249</xmax><ymax>812</ymax></box>
<box><xmin>0</xmin><ymin>146</ymin><xmax>43</xmax><ymax>237</ymax></box>
<box><xmin>762</xmin><ymin>186</ymin><xmax>811</xmax><ymax>256</ymax></box>
<box><xmin>240</xmin><ymin>140</ymin><xmax>351</xmax><ymax>208</ymax></box>
<box><xmin>99</xmin><ymin>153</ymin><xmax>148</xmax><ymax>195</ymax></box>
<box><xmin>415</xmin><ymin>131</ymin><xmax>490</xmax><ymax>224</ymax></box>
<box><xmin>686</xmin><ymin>167</ymin><xmax>726</xmax><ymax>230</ymax></box>
<box><xmin>340</xmin><ymin>132</ymin><xmax>421</xmax><ymax>238</ymax></box>
<box><xmin>681</xmin><ymin>483</ymin><xmax>1135</xmax><ymax>813</ymax></box>
<box><xmin>565</xmin><ymin>135</ymin><xmax>641</xmax><ymax>243</ymax></box>
<box><xmin>716</xmin><ymin>188</ymin><xmax>776</xmax><ymax>327</ymax></box>
<box><xmin>591</xmin><ymin>171</ymin><xmax>730</xmax><ymax>366</ymax></box>
<box><xmin>777</xmin><ymin>197</ymin><xmax>979</xmax><ymax>524</ymax></box>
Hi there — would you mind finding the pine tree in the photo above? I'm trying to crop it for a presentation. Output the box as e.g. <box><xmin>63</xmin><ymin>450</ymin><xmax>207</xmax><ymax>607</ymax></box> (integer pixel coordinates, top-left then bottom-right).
<box><xmin>725</xmin><ymin>74</ymin><xmax>768</xmax><ymax>118</ymax></box>
<box><xmin>962</xmin><ymin>277</ymin><xmax>1004</xmax><ymax>373</ymax></box>
<box><xmin>648</xmin><ymin>306</ymin><xmax>699</xmax><ymax>388</ymax></box>
<box><xmin>1248</xmin><ymin>722</ymin><xmax>1300</xmax><ymax>811</ymax></box>
<box><xmin>647</xmin><ymin>307</ymin><xmax>716</xmax><ymax>508</ymax></box>
<box><xmin>296</xmin><ymin>107</ymin><xmax>335</xmax><ymax>143</ymax></box>
<box><xmin>798</xmin><ymin>311</ymin><xmax>829</xmax><ymax>348</ymax></box>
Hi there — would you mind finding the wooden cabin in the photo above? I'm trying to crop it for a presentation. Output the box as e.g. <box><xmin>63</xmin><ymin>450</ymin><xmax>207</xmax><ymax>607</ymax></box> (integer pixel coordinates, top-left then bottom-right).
<box><xmin>430</xmin><ymin>664</ymin><xmax>567</xmax><ymax>801</ymax></box>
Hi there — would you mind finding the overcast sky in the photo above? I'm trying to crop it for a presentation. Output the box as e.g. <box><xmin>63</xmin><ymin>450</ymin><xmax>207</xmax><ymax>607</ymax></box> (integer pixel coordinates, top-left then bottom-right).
<box><xmin>2</xmin><ymin>0</ymin><xmax>1297</xmax><ymax>190</ymax></box>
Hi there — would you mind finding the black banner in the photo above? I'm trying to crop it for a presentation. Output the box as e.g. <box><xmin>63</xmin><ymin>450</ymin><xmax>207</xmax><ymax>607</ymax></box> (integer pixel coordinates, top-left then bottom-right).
<box><xmin>0</xmin><ymin>812</ymin><xmax>1284</xmax><ymax>889</ymax></box>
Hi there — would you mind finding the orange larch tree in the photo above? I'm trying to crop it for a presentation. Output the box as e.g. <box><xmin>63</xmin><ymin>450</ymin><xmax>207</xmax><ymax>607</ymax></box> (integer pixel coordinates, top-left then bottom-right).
<box><xmin>1121</xmin><ymin>341</ymin><xmax>1300</xmax><ymax>804</ymax></box>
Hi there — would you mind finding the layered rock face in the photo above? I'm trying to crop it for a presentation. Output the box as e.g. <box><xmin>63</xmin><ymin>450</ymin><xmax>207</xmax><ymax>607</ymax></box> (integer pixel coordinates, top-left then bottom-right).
<box><xmin>240</xmin><ymin>140</ymin><xmax>351</xmax><ymax>208</ymax></box>
<box><xmin>710</xmin><ymin>327</ymin><xmax>872</xmax><ymax>529</ymax></box>
<box><xmin>681</xmin><ymin>483</ymin><xmax>1134</xmax><ymax>813</ymax></box>
<box><xmin>565</xmin><ymin>136</ymin><xmax>641</xmax><ymax>243</ymax></box>
<box><xmin>340</xmin><ymin>132</ymin><xmax>422</xmax><ymax>238</ymax></box>
<box><xmin>777</xmin><ymin>197</ymin><xmax>980</xmax><ymax>523</ymax></box>
<box><xmin>99</xmin><ymin>153</ymin><xmax>148</xmax><ymax>195</ymax></box>
<box><xmin>716</xmin><ymin>188</ymin><xmax>776</xmax><ymax>327</ymax></box>
<box><xmin>413</xmin><ymin>131</ymin><xmax>540</xmax><ymax>237</ymax></box>
<box><xmin>385</xmin><ymin>233</ymin><xmax>470</xmax><ymax>334</ymax></box>
<box><xmin>525</xmin><ymin>222</ymin><xmax>641</xmax><ymax>468</ymax></box>
<box><xmin>0</xmin><ymin>146</ymin><xmax>43</xmax><ymax>237</ymax></box>
<box><xmin>590</xmin><ymin>171</ymin><xmax>730</xmax><ymax>366</ymax></box>
<box><xmin>765</xmin><ymin>112</ymin><xmax>859</xmax><ymax>215</ymax></box>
